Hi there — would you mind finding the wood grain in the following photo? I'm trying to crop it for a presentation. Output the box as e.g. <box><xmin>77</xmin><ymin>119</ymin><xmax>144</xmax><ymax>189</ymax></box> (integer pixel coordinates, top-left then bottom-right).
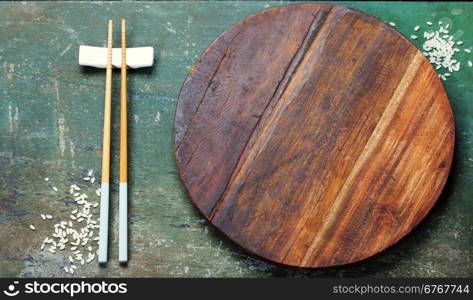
<box><xmin>120</xmin><ymin>19</ymin><xmax>128</xmax><ymax>183</ymax></box>
<box><xmin>101</xmin><ymin>20</ymin><xmax>113</xmax><ymax>184</ymax></box>
<box><xmin>173</xmin><ymin>3</ymin><xmax>455</xmax><ymax>267</ymax></box>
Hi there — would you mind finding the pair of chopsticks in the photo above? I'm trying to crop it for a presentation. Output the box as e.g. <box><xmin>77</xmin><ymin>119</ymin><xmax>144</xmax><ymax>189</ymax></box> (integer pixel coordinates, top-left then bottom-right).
<box><xmin>98</xmin><ymin>19</ymin><xmax>128</xmax><ymax>264</ymax></box>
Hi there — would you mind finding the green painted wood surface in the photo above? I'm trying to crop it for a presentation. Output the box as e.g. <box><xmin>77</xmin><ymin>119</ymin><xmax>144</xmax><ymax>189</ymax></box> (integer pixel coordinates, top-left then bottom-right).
<box><xmin>0</xmin><ymin>1</ymin><xmax>472</xmax><ymax>278</ymax></box>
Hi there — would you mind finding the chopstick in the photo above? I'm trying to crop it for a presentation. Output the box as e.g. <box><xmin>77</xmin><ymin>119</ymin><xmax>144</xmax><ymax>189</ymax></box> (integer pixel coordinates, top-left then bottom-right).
<box><xmin>98</xmin><ymin>20</ymin><xmax>113</xmax><ymax>264</ymax></box>
<box><xmin>119</xmin><ymin>19</ymin><xmax>128</xmax><ymax>263</ymax></box>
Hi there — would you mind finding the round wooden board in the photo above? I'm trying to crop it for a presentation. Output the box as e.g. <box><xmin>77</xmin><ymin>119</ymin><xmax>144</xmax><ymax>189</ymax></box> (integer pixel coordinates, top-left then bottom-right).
<box><xmin>173</xmin><ymin>3</ymin><xmax>455</xmax><ymax>267</ymax></box>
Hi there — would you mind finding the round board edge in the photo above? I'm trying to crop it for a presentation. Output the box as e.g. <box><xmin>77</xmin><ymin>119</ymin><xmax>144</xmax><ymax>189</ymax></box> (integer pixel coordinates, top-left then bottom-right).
<box><xmin>172</xmin><ymin>3</ymin><xmax>456</xmax><ymax>268</ymax></box>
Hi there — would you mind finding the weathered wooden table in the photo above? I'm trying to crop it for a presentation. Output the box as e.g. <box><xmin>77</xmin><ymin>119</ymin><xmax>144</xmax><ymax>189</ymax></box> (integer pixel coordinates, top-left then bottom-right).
<box><xmin>0</xmin><ymin>1</ymin><xmax>472</xmax><ymax>277</ymax></box>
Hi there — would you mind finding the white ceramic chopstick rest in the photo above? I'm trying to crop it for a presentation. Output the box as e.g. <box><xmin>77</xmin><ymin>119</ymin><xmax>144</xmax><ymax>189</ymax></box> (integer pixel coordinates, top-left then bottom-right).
<box><xmin>79</xmin><ymin>46</ymin><xmax>154</xmax><ymax>69</ymax></box>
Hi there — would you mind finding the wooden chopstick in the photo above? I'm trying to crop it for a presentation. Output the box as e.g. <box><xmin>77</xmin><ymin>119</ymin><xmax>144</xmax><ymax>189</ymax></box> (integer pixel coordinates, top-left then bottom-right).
<box><xmin>98</xmin><ymin>20</ymin><xmax>113</xmax><ymax>264</ymax></box>
<box><xmin>118</xmin><ymin>19</ymin><xmax>128</xmax><ymax>263</ymax></box>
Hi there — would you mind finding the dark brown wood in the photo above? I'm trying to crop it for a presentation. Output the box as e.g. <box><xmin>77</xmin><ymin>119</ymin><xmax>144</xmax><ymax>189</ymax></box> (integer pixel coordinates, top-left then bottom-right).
<box><xmin>173</xmin><ymin>3</ymin><xmax>455</xmax><ymax>267</ymax></box>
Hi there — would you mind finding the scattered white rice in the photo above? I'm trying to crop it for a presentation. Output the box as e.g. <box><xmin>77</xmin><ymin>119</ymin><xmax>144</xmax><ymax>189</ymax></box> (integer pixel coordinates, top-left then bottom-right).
<box><xmin>44</xmin><ymin>178</ymin><xmax>49</xmax><ymax>182</ymax></box>
<box><xmin>389</xmin><ymin>22</ymin><xmax>396</xmax><ymax>27</ymax></box>
<box><xmin>36</xmin><ymin>170</ymin><xmax>100</xmax><ymax>274</ymax></box>
<box><xmin>468</xmin><ymin>60</ymin><xmax>472</xmax><ymax>67</ymax></box>
<box><xmin>86</xmin><ymin>253</ymin><xmax>95</xmax><ymax>263</ymax></box>
<box><xmin>410</xmin><ymin>20</ymin><xmax>472</xmax><ymax>81</ymax></box>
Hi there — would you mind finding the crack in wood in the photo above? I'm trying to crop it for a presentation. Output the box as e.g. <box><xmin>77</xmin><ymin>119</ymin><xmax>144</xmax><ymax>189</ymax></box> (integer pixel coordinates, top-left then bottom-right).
<box><xmin>208</xmin><ymin>6</ymin><xmax>335</xmax><ymax>221</ymax></box>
